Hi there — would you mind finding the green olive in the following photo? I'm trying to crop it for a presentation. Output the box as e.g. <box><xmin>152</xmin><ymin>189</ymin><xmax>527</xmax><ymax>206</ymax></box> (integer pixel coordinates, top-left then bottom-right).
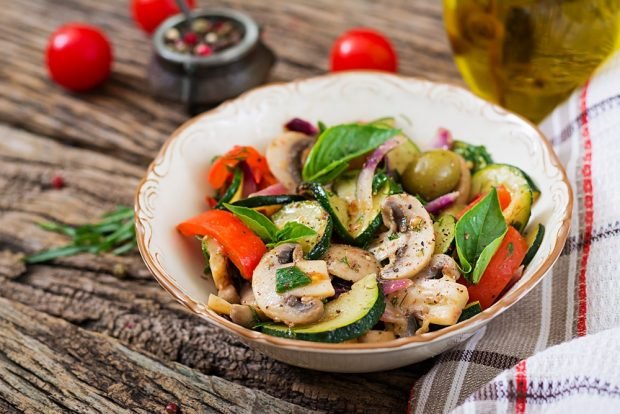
<box><xmin>402</xmin><ymin>150</ymin><xmax>462</xmax><ymax>200</ymax></box>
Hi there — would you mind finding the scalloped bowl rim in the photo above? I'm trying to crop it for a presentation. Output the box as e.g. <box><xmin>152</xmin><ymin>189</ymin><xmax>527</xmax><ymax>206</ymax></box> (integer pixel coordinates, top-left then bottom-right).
<box><xmin>135</xmin><ymin>71</ymin><xmax>573</xmax><ymax>354</ymax></box>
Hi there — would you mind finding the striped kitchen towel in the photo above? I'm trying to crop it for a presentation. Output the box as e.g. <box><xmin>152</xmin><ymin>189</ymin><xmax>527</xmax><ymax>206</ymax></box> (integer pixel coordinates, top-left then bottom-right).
<box><xmin>409</xmin><ymin>51</ymin><xmax>620</xmax><ymax>413</ymax></box>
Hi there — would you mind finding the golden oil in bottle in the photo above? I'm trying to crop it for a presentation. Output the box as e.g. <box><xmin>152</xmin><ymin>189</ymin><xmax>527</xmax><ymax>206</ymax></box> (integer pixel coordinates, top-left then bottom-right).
<box><xmin>444</xmin><ymin>0</ymin><xmax>620</xmax><ymax>122</ymax></box>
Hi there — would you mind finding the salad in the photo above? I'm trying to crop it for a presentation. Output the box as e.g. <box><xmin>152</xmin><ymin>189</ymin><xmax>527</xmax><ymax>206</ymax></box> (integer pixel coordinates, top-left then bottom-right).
<box><xmin>177</xmin><ymin>117</ymin><xmax>544</xmax><ymax>343</ymax></box>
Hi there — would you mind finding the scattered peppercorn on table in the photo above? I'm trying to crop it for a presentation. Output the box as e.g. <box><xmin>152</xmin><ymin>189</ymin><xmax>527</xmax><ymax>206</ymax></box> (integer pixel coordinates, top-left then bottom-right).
<box><xmin>0</xmin><ymin>0</ymin><xmax>462</xmax><ymax>412</ymax></box>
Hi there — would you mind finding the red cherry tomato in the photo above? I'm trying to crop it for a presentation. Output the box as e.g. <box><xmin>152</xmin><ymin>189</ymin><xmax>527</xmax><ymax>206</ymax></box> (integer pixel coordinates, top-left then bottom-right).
<box><xmin>330</xmin><ymin>28</ymin><xmax>398</xmax><ymax>73</ymax></box>
<box><xmin>131</xmin><ymin>0</ymin><xmax>196</xmax><ymax>34</ymax></box>
<box><xmin>46</xmin><ymin>24</ymin><xmax>113</xmax><ymax>92</ymax></box>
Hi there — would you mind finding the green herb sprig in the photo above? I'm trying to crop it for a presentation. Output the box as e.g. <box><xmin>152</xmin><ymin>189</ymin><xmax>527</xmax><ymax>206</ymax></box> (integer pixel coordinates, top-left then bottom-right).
<box><xmin>26</xmin><ymin>206</ymin><xmax>136</xmax><ymax>264</ymax></box>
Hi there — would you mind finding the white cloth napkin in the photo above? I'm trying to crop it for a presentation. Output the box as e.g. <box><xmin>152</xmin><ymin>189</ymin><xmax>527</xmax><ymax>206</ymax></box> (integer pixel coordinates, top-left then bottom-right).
<box><xmin>409</xmin><ymin>51</ymin><xmax>620</xmax><ymax>414</ymax></box>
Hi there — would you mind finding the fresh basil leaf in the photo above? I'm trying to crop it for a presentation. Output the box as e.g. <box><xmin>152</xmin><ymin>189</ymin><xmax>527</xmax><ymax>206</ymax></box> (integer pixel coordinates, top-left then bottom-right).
<box><xmin>470</xmin><ymin>229</ymin><xmax>507</xmax><ymax>283</ymax></box>
<box><xmin>223</xmin><ymin>203</ymin><xmax>278</xmax><ymax>242</ymax></box>
<box><xmin>302</xmin><ymin>124</ymin><xmax>400</xmax><ymax>183</ymax></box>
<box><xmin>455</xmin><ymin>188</ymin><xmax>507</xmax><ymax>282</ymax></box>
<box><xmin>267</xmin><ymin>222</ymin><xmax>317</xmax><ymax>248</ymax></box>
<box><xmin>275</xmin><ymin>266</ymin><xmax>312</xmax><ymax>293</ymax></box>
<box><xmin>452</xmin><ymin>140</ymin><xmax>493</xmax><ymax>172</ymax></box>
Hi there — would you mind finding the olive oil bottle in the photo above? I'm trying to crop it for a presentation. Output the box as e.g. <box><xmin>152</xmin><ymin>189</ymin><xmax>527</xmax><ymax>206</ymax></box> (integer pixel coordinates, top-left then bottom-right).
<box><xmin>444</xmin><ymin>0</ymin><xmax>620</xmax><ymax>122</ymax></box>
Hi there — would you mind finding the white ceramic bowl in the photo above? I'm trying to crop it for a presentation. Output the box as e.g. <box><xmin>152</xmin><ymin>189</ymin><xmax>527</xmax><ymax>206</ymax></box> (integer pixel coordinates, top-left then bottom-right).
<box><xmin>135</xmin><ymin>72</ymin><xmax>572</xmax><ymax>373</ymax></box>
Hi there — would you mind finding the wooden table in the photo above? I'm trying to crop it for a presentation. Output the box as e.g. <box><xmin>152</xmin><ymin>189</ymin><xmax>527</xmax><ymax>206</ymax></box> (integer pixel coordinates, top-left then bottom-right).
<box><xmin>0</xmin><ymin>1</ymin><xmax>462</xmax><ymax>412</ymax></box>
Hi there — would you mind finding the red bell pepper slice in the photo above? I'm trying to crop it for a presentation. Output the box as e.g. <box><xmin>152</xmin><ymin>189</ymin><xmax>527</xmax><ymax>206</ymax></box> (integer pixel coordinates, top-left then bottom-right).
<box><xmin>207</xmin><ymin>146</ymin><xmax>277</xmax><ymax>190</ymax></box>
<box><xmin>460</xmin><ymin>226</ymin><xmax>528</xmax><ymax>309</ymax></box>
<box><xmin>457</xmin><ymin>185</ymin><xmax>511</xmax><ymax>219</ymax></box>
<box><xmin>177</xmin><ymin>210</ymin><xmax>266</xmax><ymax>280</ymax></box>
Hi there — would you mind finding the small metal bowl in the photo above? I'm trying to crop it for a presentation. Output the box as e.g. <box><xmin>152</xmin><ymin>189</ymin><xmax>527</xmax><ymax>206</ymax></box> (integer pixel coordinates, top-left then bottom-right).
<box><xmin>148</xmin><ymin>8</ymin><xmax>275</xmax><ymax>111</ymax></box>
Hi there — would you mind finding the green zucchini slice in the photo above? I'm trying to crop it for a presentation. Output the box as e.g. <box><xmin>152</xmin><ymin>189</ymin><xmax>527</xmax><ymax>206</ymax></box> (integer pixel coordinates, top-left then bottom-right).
<box><xmin>522</xmin><ymin>223</ymin><xmax>545</xmax><ymax>267</ymax></box>
<box><xmin>301</xmin><ymin>181</ymin><xmax>390</xmax><ymax>247</ymax></box>
<box><xmin>471</xmin><ymin>164</ymin><xmax>534</xmax><ymax>232</ymax></box>
<box><xmin>232</xmin><ymin>195</ymin><xmax>304</xmax><ymax>208</ymax></box>
<box><xmin>385</xmin><ymin>138</ymin><xmax>421</xmax><ymax>175</ymax></box>
<box><xmin>261</xmin><ymin>274</ymin><xmax>385</xmax><ymax>343</ymax></box>
<box><xmin>271</xmin><ymin>200</ymin><xmax>332</xmax><ymax>259</ymax></box>
<box><xmin>457</xmin><ymin>301</ymin><xmax>483</xmax><ymax>323</ymax></box>
<box><xmin>433</xmin><ymin>215</ymin><xmax>456</xmax><ymax>254</ymax></box>
<box><xmin>215</xmin><ymin>168</ymin><xmax>243</xmax><ymax>209</ymax></box>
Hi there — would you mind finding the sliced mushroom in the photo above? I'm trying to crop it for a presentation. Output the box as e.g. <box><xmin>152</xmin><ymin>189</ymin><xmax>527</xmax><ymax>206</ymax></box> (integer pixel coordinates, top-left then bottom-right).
<box><xmin>413</xmin><ymin>253</ymin><xmax>461</xmax><ymax>281</ymax></box>
<box><xmin>368</xmin><ymin>194</ymin><xmax>435</xmax><ymax>280</ymax></box>
<box><xmin>387</xmin><ymin>254</ymin><xmax>469</xmax><ymax>335</ymax></box>
<box><xmin>205</xmin><ymin>237</ymin><xmax>240</xmax><ymax>304</ymax></box>
<box><xmin>454</xmin><ymin>155</ymin><xmax>471</xmax><ymax>205</ymax></box>
<box><xmin>324</xmin><ymin>244</ymin><xmax>380</xmax><ymax>282</ymax></box>
<box><xmin>266</xmin><ymin>131</ymin><xmax>315</xmax><ymax>192</ymax></box>
<box><xmin>230</xmin><ymin>304</ymin><xmax>258</xmax><ymax>328</ymax></box>
<box><xmin>252</xmin><ymin>243</ymin><xmax>324</xmax><ymax>326</ymax></box>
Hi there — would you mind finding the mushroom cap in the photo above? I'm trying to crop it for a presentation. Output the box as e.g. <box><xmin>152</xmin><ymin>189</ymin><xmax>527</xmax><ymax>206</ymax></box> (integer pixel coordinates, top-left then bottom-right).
<box><xmin>369</xmin><ymin>194</ymin><xmax>435</xmax><ymax>279</ymax></box>
<box><xmin>266</xmin><ymin>132</ymin><xmax>315</xmax><ymax>192</ymax></box>
<box><xmin>252</xmin><ymin>243</ymin><xmax>324</xmax><ymax>326</ymax></box>
<box><xmin>324</xmin><ymin>244</ymin><xmax>380</xmax><ymax>282</ymax></box>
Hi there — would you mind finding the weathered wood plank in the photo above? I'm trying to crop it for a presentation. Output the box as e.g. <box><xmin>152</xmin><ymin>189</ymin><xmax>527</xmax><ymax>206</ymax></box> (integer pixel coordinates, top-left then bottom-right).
<box><xmin>0</xmin><ymin>296</ymin><xmax>312</xmax><ymax>413</ymax></box>
<box><xmin>0</xmin><ymin>0</ymin><xmax>459</xmax><ymax>164</ymax></box>
<box><xmin>0</xmin><ymin>124</ymin><xmax>429</xmax><ymax>412</ymax></box>
<box><xmin>0</xmin><ymin>0</ymin><xmax>457</xmax><ymax>411</ymax></box>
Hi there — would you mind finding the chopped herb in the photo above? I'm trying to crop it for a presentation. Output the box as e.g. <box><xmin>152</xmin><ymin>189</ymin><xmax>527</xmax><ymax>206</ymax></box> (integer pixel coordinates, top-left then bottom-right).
<box><xmin>452</xmin><ymin>140</ymin><xmax>494</xmax><ymax>172</ymax></box>
<box><xmin>507</xmin><ymin>242</ymin><xmax>514</xmax><ymax>256</ymax></box>
<box><xmin>26</xmin><ymin>206</ymin><xmax>136</xmax><ymax>264</ymax></box>
<box><xmin>339</xmin><ymin>255</ymin><xmax>350</xmax><ymax>267</ymax></box>
<box><xmin>388</xmin><ymin>233</ymin><xmax>400</xmax><ymax>241</ymax></box>
<box><xmin>275</xmin><ymin>266</ymin><xmax>312</xmax><ymax>293</ymax></box>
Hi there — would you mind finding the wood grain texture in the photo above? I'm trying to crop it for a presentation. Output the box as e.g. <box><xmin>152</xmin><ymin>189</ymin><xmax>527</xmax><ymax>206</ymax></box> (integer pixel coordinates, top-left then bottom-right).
<box><xmin>0</xmin><ymin>0</ymin><xmax>457</xmax><ymax>412</ymax></box>
<box><xmin>0</xmin><ymin>296</ymin><xmax>311</xmax><ymax>413</ymax></box>
<box><xmin>0</xmin><ymin>124</ymin><xmax>430</xmax><ymax>413</ymax></box>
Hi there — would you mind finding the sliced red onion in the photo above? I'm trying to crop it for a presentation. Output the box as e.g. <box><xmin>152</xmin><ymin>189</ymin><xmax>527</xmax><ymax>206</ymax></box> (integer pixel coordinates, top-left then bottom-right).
<box><xmin>357</xmin><ymin>136</ymin><xmax>405</xmax><ymax>211</ymax></box>
<box><xmin>434</xmin><ymin>127</ymin><xmax>453</xmax><ymax>150</ymax></box>
<box><xmin>284</xmin><ymin>118</ymin><xmax>318</xmax><ymax>136</ymax></box>
<box><xmin>240</xmin><ymin>162</ymin><xmax>257</xmax><ymax>198</ymax></box>
<box><xmin>381</xmin><ymin>279</ymin><xmax>413</xmax><ymax>295</ymax></box>
<box><xmin>249</xmin><ymin>182</ymin><xmax>287</xmax><ymax>197</ymax></box>
<box><xmin>424</xmin><ymin>191</ymin><xmax>460</xmax><ymax>214</ymax></box>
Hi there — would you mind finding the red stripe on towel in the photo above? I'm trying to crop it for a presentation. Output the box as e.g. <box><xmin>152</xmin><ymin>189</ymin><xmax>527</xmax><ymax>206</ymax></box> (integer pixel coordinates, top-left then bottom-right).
<box><xmin>515</xmin><ymin>360</ymin><xmax>527</xmax><ymax>414</ymax></box>
<box><xmin>577</xmin><ymin>81</ymin><xmax>594</xmax><ymax>337</ymax></box>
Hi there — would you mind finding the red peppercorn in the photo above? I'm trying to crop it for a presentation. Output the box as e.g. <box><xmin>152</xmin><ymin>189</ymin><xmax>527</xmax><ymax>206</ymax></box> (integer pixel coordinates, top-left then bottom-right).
<box><xmin>194</xmin><ymin>44</ymin><xmax>213</xmax><ymax>57</ymax></box>
<box><xmin>165</xmin><ymin>402</ymin><xmax>179</xmax><ymax>414</ymax></box>
<box><xmin>182</xmin><ymin>32</ymin><xmax>198</xmax><ymax>46</ymax></box>
<box><xmin>51</xmin><ymin>174</ymin><xmax>65</xmax><ymax>189</ymax></box>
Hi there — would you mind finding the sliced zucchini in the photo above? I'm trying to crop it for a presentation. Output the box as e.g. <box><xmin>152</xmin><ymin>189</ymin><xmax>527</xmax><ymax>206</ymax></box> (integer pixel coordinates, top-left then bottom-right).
<box><xmin>369</xmin><ymin>117</ymin><xmax>396</xmax><ymax>128</ymax></box>
<box><xmin>332</xmin><ymin>170</ymin><xmax>359</xmax><ymax>202</ymax></box>
<box><xmin>433</xmin><ymin>215</ymin><xmax>456</xmax><ymax>254</ymax></box>
<box><xmin>385</xmin><ymin>138</ymin><xmax>420</xmax><ymax>175</ymax></box>
<box><xmin>215</xmin><ymin>168</ymin><xmax>243</xmax><ymax>209</ymax></box>
<box><xmin>457</xmin><ymin>301</ymin><xmax>483</xmax><ymax>322</ymax></box>
<box><xmin>471</xmin><ymin>164</ymin><xmax>533</xmax><ymax>232</ymax></box>
<box><xmin>301</xmin><ymin>181</ymin><xmax>390</xmax><ymax>247</ymax></box>
<box><xmin>232</xmin><ymin>195</ymin><xmax>304</xmax><ymax>208</ymax></box>
<box><xmin>522</xmin><ymin>223</ymin><xmax>545</xmax><ymax>267</ymax></box>
<box><xmin>271</xmin><ymin>200</ymin><xmax>332</xmax><ymax>259</ymax></box>
<box><xmin>522</xmin><ymin>171</ymin><xmax>541</xmax><ymax>202</ymax></box>
<box><xmin>261</xmin><ymin>274</ymin><xmax>385</xmax><ymax>343</ymax></box>
<box><xmin>233</xmin><ymin>194</ymin><xmax>305</xmax><ymax>217</ymax></box>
